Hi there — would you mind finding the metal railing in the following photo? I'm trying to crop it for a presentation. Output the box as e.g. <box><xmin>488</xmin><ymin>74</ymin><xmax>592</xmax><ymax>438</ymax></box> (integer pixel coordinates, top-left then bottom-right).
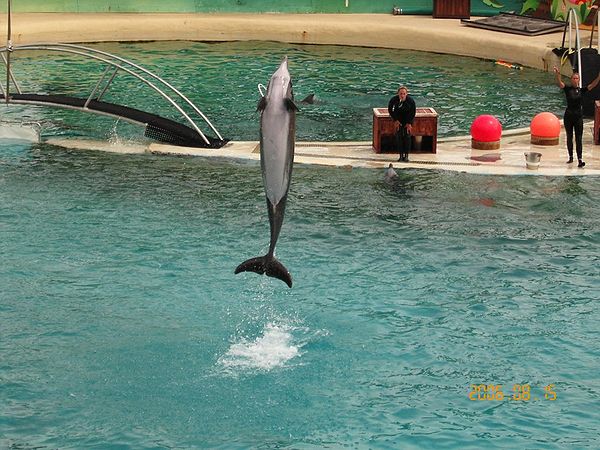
<box><xmin>0</xmin><ymin>42</ymin><xmax>224</xmax><ymax>145</ymax></box>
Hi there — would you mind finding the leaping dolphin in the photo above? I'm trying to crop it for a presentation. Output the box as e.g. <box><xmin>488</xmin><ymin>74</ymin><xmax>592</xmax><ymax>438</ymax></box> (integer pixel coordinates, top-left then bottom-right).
<box><xmin>235</xmin><ymin>57</ymin><xmax>298</xmax><ymax>288</ymax></box>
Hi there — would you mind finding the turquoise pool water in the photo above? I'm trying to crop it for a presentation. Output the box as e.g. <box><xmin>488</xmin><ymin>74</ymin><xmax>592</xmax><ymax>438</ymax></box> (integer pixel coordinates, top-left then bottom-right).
<box><xmin>1</xmin><ymin>140</ymin><xmax>600</xmax><ymax>448</ymax></box>
<box><xmin>3</xmin><ymin>41</ymin><xmax>565</xmax><ymax>142</ymax></box>
<box><xmin>2</xmin><ymin>42</ymin><xmax>599</xmax><ymax>448</ymax></box>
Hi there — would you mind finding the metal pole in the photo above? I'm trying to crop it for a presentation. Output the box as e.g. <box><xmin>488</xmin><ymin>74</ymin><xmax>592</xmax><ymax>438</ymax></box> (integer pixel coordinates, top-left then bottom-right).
<box><xmin>0</xmin><ymin>52</ymin><xmax>21</xmax><ymax>93</ymax></box>
<box><xmin>96</xmin><ymin>66</ymin><xmax>119</xmax><ymax>102</ymax></box>
<box><xmin>6</xmin><ymin>0</ymin><xmax>11</xmax><ymax>103</ymax></box>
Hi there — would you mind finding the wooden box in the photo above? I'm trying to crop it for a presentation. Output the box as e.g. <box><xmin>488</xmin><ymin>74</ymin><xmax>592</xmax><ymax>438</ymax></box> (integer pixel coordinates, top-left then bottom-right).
<box><xmin>372</xmin><ymin>107</ymin><xmax>438</xmax><ymax>153</ymax></box>
<box><xmin>433</xmin><ymin>0</ymin><xmax>471</xmax><ymax>19</ymax></box>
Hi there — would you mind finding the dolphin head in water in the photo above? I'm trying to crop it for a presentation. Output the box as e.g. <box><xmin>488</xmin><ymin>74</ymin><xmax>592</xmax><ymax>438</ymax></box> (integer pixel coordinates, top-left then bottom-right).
<box><xmin>384</xmin><ymin>163</ymin><xmax>398</xmax><ymax>180</ymax></box>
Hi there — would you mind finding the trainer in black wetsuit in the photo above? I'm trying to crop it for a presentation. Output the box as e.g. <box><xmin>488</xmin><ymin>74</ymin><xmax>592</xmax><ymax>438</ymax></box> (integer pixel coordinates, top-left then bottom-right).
<box><xmin>388</xmin><ymin>86</ymin><xmax>416</xmax><ymax>162</ymax></box>
<box><xmin>553</xmin><ymin>67</ymin><xmax>600</xmax><ymax>168</ymax></box>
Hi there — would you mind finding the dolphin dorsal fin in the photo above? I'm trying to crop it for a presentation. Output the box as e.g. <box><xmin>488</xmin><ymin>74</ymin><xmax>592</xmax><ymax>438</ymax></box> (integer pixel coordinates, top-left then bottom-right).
<box><xmin>257</xmin><ymin>96</ymin><xmax>267</xmax><ymax>112</ymax></box>
<box><xmin>285</xmin><ymin>98</ymin><xmax>299</xmax><ymax>112</ymax></box>
<box><xmin>301</xmin><ymin>94</ymin><xmax>315</xmax><ymax>104</ymax></box>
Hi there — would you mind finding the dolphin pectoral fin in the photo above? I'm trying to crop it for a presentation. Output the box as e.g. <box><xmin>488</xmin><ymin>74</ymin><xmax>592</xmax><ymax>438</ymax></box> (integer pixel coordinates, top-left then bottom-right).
<box><xmin>234</xmin><ymin>255</ymin><xmax>293</xmax><ymax>288</ymax></box>
<box><xmin>265</xmin><ymin>257</ymin><xmax>293</xmax><ymax>288</ymax></box>
<box><xmin>257</xmin><ymin>96</ymin><xmax>268</xmax><ymax>112</ymax></box>
<box><xmin>285</xmin><ymin>98</ymin><xmax>299</xmax><ymax>112</ymax></box>
<box><xmin>235</xmin><ymin>256</ymin><xmax>267</xmax><ymax>276</ymax></box>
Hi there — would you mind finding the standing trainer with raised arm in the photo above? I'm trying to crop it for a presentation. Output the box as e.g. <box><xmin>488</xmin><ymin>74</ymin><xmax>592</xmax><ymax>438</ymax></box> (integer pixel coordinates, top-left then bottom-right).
<box><xmin>388</xmin><ymin>85</ymin><xmax>416</xmax><ymax>162</ymax></box>
<box><xmin>553</xmin><ymin>67</ymin><xmax>600</xmax><ymax>168</ymax></box>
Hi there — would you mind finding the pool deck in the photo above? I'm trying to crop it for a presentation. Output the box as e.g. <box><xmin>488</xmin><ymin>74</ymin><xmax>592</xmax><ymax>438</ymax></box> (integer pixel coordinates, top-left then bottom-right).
<box><xmin>6</xmin><ymin>12</ymin><xmax>600</xmax><ymax>175</ymax></box>
<box><xmin>2</xmin><ymin>13</ymin><xmax>576</xmax><ymax>70</ymax></box>
<box><xmin>46</xmin><ymin>123</ymin><xmax>600</xmax><ymax>175</ymax></box>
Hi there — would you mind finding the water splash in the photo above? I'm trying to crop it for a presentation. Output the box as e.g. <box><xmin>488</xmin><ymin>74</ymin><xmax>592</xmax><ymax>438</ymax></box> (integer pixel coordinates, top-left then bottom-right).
<box><xmin>218</xmin><ymin>323</ymin><xmax>301</xmax><ymax>372</ymax></box>
<box><xmin>108</xmin><ymin>118</ymin><xmax>124</xmax><ymax>147</ymax></box>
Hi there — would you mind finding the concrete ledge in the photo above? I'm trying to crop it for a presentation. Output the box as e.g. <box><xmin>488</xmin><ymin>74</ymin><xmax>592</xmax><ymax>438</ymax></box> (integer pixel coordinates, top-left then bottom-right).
<box><xmin>45</xmin><ymin>122</ymin><xmax>600</xmax><ymax>176</ymax></box>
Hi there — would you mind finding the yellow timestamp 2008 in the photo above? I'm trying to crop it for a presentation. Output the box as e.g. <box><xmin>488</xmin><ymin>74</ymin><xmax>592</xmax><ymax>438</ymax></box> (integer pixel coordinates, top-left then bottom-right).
<box><xmin>468</xmin><ymin>384</ymin><xmax>557</xmax><ymax>401</ymax></box>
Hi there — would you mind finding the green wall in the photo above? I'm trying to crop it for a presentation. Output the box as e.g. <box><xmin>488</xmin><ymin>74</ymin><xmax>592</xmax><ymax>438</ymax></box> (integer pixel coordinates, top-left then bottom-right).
<box><xmin>2</xmin><ymin>0</ymin><xmax>523</xmax><ymax>15</ymax></box>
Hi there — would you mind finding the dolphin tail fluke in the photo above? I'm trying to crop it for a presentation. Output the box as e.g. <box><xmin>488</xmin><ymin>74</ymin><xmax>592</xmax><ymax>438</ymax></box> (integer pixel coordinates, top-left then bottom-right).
<box><xmin>265</xmin><ymin>256</ymin><xmax>293</xmax><ymax>288</ymax></box>
<box><xmin>235</xmin><ymin>256</ymin><xmax>266</xmax><ymax>275</ymax></box>
<box><xmin>234</xmin><ymin>255</ymin><xmax>293</xmax><ymax>288</ymax></box>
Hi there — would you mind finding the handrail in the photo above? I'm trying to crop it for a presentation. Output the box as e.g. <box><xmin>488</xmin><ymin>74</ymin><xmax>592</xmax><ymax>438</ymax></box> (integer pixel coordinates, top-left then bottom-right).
<box><xmin>1</xmin><ymin>44</ymin><xmax>211</xmax><ymax>146</ymax></box>
<box><xmin>54</xmin><ymin>43</ymin><xmax>224</xmax><ymax>141</ymax></box>
<box><xmin>0</xmin><ymin>42</ymin><xmax>224</xmax><ymax>144</ymax></box>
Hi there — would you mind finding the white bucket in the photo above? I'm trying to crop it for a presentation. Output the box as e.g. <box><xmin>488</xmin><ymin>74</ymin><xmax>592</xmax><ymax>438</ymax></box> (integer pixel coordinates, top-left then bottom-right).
<box><xmin>524</xmin><ymin>152</ymin><xmax>542</xmax><ymax>170</ymax></box>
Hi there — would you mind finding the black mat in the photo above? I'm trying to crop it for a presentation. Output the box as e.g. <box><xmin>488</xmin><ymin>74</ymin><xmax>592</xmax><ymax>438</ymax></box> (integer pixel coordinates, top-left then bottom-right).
<box><xmin>461</xmin><ymin>12</ymin><xmax>565</xmax><ymax>36</ymax></box>
<box><xmin>0</xmin><ymin>93</ymin><xmax>228</xmax><ymax>148</ymax></box>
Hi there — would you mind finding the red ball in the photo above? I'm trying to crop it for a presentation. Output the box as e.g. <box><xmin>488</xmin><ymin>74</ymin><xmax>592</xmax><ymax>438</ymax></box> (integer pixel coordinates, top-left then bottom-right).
<box><xmin>470</xmin><ymin>115</ymin><xmax>502</xmax><ymax>142</ymax></box>
<box><xmin>530</xmin><ymin>112</ymin><xmax>560</xmax><ymax>138</ymax></box>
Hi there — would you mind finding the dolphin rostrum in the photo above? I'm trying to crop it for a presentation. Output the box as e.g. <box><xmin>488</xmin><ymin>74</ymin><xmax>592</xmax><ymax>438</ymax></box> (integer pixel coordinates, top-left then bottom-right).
<box><xmin>235</xmin><ymin>57</ymin><xmax>298</xmax><ymax>288</ymax></box>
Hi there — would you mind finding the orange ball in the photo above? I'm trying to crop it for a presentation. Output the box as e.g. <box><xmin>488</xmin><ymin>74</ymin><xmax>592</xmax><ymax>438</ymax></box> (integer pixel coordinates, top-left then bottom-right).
<box><xmin>530</xmin><ymin>112</ymin><xmax>560</xmax><ymax>138</ymax></box>
<box><xmin>470</xmin><ymin>115</ymin><xmax>502</xmax><ymax>142</ymax></box>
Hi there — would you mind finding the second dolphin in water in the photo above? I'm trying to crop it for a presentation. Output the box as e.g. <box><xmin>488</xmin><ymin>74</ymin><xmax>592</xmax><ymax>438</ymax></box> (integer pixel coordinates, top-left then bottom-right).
<box><xmin>235</xmin><ymin>57</ymin><xmax>298</xmax><ymax>288</ymax></box>
<box><xmin>384</xmin><ymin>163</ymin><xmax>398</xmax><ymax>181</ymax></box>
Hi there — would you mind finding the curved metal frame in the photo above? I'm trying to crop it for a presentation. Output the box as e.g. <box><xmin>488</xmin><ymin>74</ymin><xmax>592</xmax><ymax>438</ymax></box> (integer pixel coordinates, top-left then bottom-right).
<box><xmin>566</xmin><ymin>9</ymin><xmax>583</xmax><ymax>88</ymax></box>
<box><xmin>0</xmin><ymin>42</ymin><xmax>224</xmax><ymax>145</ymax></box>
